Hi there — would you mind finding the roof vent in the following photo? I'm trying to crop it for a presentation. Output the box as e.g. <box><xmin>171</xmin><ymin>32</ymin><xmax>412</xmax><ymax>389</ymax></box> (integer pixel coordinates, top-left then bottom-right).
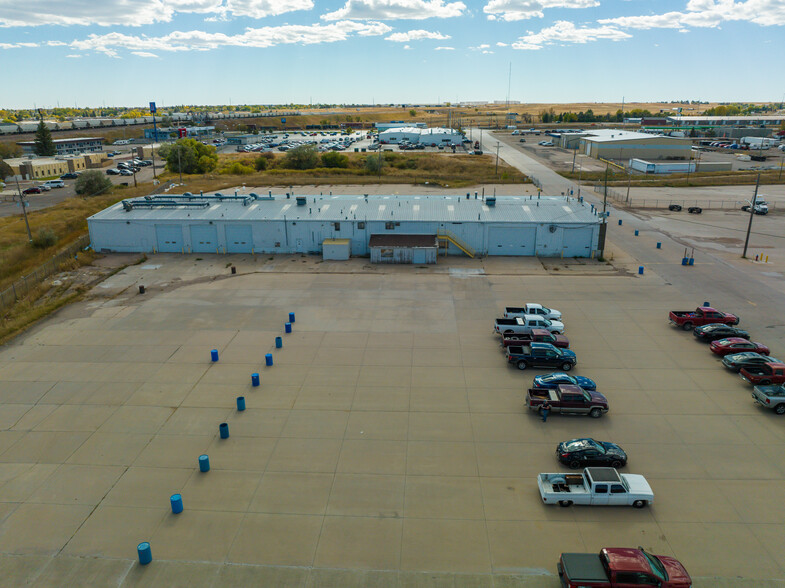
<box><xmin>296</xmin><ymin>196</ymin><xmax>307</xmax><ymax>206</ymax></box>
<box><xmin>486</xmin><ymin>195</ymin><xmax>496</xmax><ymax>206</ymax></box>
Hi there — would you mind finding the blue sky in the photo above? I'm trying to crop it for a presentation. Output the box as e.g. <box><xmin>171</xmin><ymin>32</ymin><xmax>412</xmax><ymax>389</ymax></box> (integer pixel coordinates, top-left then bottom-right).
<box><xmin>2</xmin><ymin>0</ymin><xmax>784</xmax><ymax>108</ymax></box>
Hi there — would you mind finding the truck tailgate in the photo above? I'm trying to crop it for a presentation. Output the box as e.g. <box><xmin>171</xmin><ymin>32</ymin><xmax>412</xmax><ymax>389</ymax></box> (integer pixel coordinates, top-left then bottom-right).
<box><xmin>560</xmin><ymin>553</ymin><xmax>608</xmax><ymax>583</ymax></box>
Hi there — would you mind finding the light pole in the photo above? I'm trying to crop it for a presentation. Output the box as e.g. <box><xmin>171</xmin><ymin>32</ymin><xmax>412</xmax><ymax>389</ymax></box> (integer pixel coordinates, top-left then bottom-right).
<box><xmin>14</xmin><ymin>176</ymin><xmax>33</xmax><ymax>242</ymax></box>
<box><xmin>571</xmin><ymin>148</ymin><xmax>576</xmax><ymax>173</ymax></box>
<box><xmin>741</xmin><ymin>173</ymin><xmax>760</xmax><ymax>259</ymax></box>
<box><xmin>495</xmin><ymin>141</ymin><xmax>500</xmax><ymax>177</ymax></box>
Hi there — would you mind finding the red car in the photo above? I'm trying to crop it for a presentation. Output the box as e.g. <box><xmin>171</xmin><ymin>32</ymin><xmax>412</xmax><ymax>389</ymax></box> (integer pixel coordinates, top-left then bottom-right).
<box><xmin>22</xmin><ymin>186</ymin><xmax>42</xmax><ymax>194</ymax></box>
<box><xmin>710</xmin><ymin>337</ymin><xmax>769</xmax><ymax>357</ymax></box>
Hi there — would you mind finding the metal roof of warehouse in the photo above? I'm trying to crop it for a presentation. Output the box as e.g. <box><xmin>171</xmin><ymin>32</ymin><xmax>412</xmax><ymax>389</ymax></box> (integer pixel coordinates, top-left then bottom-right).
<box><xmin>89</xmin><ymin>195</ymin><xmax>600</xmax><ymax>225</ymax></box>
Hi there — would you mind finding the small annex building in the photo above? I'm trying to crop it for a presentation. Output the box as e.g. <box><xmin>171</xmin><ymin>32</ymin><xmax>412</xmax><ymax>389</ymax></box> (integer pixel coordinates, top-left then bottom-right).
<box><xmin>87</xmin><ymin>193</ymin><xmax>602</xmax><ymax>258</ymax></box>
<box><xmin>369</xmin><ymin>234</ymin><xmax>438</xmax><ymax>264</ymax></box>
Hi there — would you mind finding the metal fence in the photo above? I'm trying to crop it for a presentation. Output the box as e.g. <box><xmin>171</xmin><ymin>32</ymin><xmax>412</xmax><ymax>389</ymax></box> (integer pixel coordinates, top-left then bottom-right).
<box><xmin>0</xmin><ymin>234</ymin><xmax>91</xmax><ymax>311</ymax></box>
<box><xmin>591</xmin><ymin>183</ymin><xmax>782</xmax><ymax>210</ymax></box>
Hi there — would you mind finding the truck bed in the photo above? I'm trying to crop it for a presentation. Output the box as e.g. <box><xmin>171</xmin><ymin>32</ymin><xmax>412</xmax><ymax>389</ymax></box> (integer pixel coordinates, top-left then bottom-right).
<box><xmin>527</xmin><ymin>389</ymin><xmax>557</xmax><ymax>402</ymax></box>
<box><xmin>538</xmin><ymin>473</ymin><xmax>589</xmax><ymax>494</ymax></box>
<box><xmin>559</xmin><ymin>553</ymin><xmax>608</xmax><ymax>583</ymax></box>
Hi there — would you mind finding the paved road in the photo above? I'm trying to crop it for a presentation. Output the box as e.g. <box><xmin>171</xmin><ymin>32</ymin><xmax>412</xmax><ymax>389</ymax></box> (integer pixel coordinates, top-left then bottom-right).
<box><xmin>486</xmin><ymin>129</ymin><xmax>785</xmax><ymax>338</ymax></box>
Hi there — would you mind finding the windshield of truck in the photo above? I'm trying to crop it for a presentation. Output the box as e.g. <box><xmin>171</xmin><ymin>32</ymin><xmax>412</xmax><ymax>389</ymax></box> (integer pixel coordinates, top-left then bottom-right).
<box><xmin>641</xmin><ymin>550</ymin><xmax>668</xmax><ymax>581</ymax></box>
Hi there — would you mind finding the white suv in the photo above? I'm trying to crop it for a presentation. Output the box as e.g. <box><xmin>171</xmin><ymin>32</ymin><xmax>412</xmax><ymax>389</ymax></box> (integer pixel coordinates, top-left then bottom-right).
<box><xmin>43</xmin><ymin>179</ymin><xmax>65</xmax><ymax>189</ymax></box>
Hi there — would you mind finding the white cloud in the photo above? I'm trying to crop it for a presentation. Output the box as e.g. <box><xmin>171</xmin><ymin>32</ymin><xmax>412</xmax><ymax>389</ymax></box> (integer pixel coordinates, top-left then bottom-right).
<box><xmin>600</xmin><ymin>0</ymin><xmax>785</xmax><ymax>30</ymax></box>
<box><xmin>69</xmin><ymin>20</ymin><xmax>392</xmax><ymax>55</ymax></box>
<box><xmin>66</xmin><ymin>54</ymin><xmax>82</xmax><ymax>58</ymax></box>
<box><xmin>131</xmin><ymin>51</ymin><xmax>159</xmax><ymax>57</ymax></box>
<box><xmin>496</xmin><ymin>41</ymin><xmax>508</xmax><ymax>45</ymax></box>
<box><xmin>47</xmin><ymin>40</ymin><xmax>67</xmax><ymax>46</ymax></box>
<box><xmin>484</xmin><ymin>0</ymin><xmax>599</xmax><ymax>22</ymax></box>
<box><xmin>386</xmin><ymin>29</ymin><xmax>449</xmax><ymax>41</ymax></box>
<box><xmin>0</xmin><ymin>41</ymin><xmax>38</xmax><ymax>48</ymax></box>
<box><xmin>322</xmin><ymin>0</ymin><xmax>466</xmax><ymax>21</ymax></box>
<box><xmin>511</xmin><ymin>20</ymin><xmax>631</xmax><ymax>50</ymax></box>
<box><xmin>434</xmin><ymin>45</ymin><xmax>454</xmax><ymax>49</ymax></box>
<box><xmin>403</xmin><ymin>44</ymin><xmax>411</xmax><ymax>48</ymax></box>
<box><xmin>0</xmin><ymin>0</ymin><xmax>313</xmax><ymax>27</ymax></box>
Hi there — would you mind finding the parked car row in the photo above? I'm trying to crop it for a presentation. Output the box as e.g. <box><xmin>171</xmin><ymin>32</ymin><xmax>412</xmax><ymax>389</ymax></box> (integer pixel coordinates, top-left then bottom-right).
<box><xmin>672</xmin><ymin>304</ymin><xmax>785</xmax><ymax>413</ymax></box>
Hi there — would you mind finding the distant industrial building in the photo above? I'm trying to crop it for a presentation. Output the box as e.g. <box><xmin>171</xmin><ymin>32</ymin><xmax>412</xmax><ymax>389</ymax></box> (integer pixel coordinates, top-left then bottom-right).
<box><xmin>667</xmin><ymin>115</ymin><xmax>785</xmax><ymax>128</ymax></box>
<box><xmin>88</xmin><ymin>193</ymin><xmax>602</xmax><ymax>258</ymax></box>
<box><xmin>558</xmin><ymin>130</ymin><xmax>692</xmax><ymax>160</ymax></box>
<box><xmin>16</xmin><ymin>136</ymin><xmax>104</xmax><ymax>156</ymax></box>
<box><xmin>144</xmin><ymin>126</ymin><xmax>215</xmax><ymax>141</ymax></box>
<box><xmin>379</xmin><ymin>127</ymin><xmax>464</xmax><ymax>146</ymax></box>
<box><xmin>5</xmin><ymin>153</ymin><xmax>106</xmax><ymax>180</ymax></box>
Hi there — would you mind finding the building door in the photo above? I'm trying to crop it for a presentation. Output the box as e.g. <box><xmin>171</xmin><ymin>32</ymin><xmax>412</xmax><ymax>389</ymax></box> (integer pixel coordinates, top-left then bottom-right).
<box><xmin>295</xmin><ymin>238</ymin><xmax>304</xmax><ymax>253</ymax></box>
<box><xmin>155</xmin><ymin>225</ymin><xmax>183</xmax><ymax>253</ymax></box>
<box><xmin>412</xmin><ymin>249</ymin><xmax>427</xmax><ymax>264</ymax></box>
<box><xmin>487</xmin><ymin>226</ymin><xmax>536</xmax><ymax>255</ymax></box>
<box><xmin>225</xmin><ymin>225</ymin><xmax>253</xmax><ymax>253</ymax></box>
<box><xmin>189</xmin><ymin>225</ymin><xmax>218</xmax><ymax>253</ymax></box>
<box><xmin>561</xmin><ymin>228</ymin><xmax>594</xmax><ymax>257</ymax></box>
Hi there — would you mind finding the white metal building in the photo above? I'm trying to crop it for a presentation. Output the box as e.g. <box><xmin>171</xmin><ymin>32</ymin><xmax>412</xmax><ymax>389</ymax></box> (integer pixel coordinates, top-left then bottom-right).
<box><xmin>379</xmin><ymin>127</ymin><xmax>423</xmax><ymax>144</ymax></box>
<box><xmin>88</xmin><ymin>194</ymin><xmax>602</xmax><ymax>258</ymax></box>
<box><xmin>418</xmin><ymin>128</ymin><xmax>463</xmax><ymax>146</ymax></box>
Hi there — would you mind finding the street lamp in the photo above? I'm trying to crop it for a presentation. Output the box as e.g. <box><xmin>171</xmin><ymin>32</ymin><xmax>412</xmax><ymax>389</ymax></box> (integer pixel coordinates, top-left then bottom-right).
<box><xmin>495</xmin><ymin>141</ymin><xmax>500</xmax><ymax>177</ymax></box>
<box><xmin>741</xmin><ymin>173</ymin><xmax>761</xmax><ymax>259</ymax></box>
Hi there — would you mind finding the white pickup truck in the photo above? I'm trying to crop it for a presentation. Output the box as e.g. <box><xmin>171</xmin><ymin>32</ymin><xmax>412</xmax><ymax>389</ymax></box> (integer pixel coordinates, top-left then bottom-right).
<box><xmin>495</xmin><ymin>314</ymin><xmax>564</xmax><ymax>335</ymax></box>
<box><xmin>503</xmin><ymin>303</ymin><xmax>562</xmax><ymax>321</ymax></box>
<box><xmin>538</xmin><ymin>467</ymin><xmax>653</xmax><ymax>508</ymax></box>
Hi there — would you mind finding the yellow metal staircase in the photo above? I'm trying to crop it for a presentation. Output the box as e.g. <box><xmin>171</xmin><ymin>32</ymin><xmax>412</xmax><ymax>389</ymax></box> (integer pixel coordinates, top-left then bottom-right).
<box><xmin>437</xmin><ymin>229</ymin><xmax>475</xmax><ymax>258</ymax></box>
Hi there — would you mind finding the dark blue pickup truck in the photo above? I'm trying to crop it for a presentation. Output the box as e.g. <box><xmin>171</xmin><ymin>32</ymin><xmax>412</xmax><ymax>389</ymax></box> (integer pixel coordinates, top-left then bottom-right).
<box><xmin>505</xmin><ymin>342</ymin><xmax>577</xmax><ymax>371</ymax></box>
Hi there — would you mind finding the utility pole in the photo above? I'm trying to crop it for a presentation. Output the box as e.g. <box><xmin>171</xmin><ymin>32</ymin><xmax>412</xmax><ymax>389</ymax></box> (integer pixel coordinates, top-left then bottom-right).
<box><xmin>15</xmin><ymin>176</ymin><xmax>33</xmax><ymax>242</ymax></box>
<box><xmin>599</xmin><ymin>165</ymin><xmax>610</xmax><ymax>259</ymax></box>
<box><xmin>742</xmin><ymin>173</ymin><xmax>760</xmax><ymax>259</ymax></box>
<box><xmin>178</xmin><ymin>146</ymin><xmax>182</xmax><ymax>185</ymax></box>
<box><xmin>495</xmin><ymin>141</ymin><xmax>500</xmax><ymax>177</ymax></box>
<box><xmin>571</xmin><ymin>148</ymin><xmax>576</xmax><ymax>173</ymax></box>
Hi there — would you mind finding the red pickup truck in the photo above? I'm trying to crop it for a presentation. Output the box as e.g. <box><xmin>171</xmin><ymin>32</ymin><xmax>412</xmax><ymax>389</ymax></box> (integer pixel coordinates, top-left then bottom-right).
<box><xmin>526</xmin><ymin>384</ymin><xmax>608</xmax><ymax>418</ymax></box>
<box><xmin>501</xmin><ymin>328</ymin><xmax>569</xmax><ymax>349</ymax></box>
<box><xmin>669</xmin><ymin>306</ymin><xmax>739</xmax><ymax>331</ymax></box>
<box><xmin>558</xmin><ymin>547</ymin><xmax>692</xmax><ymax>587</ymax></box>
<box><xmin>740</xmin><ymin>363</ymin><xmax>785</xmax><ymax>385</ymax></box>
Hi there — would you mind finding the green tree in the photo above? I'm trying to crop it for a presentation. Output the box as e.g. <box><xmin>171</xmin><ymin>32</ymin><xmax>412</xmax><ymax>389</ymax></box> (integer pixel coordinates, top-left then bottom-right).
<box><xmin>254</xmin><ymin>155</ymin><xmax>269</xmax><ymax>171</ymax></box>
<box><xmin>75</xmin><ymin>170</ymin><xmax>113</xmax><ymax>196</ymax></box>
<box><xmin>34</xmin><ymin>120</ymin><xmax>56</xmax><ymax>156</ymax></box>
<box><xmin>282</xmin><ymin>145</ymin><xmax>319</xmax><ymax>170</ymax></box>
<box><xmin>320</xmin><ymin>152</ymin><xmax>349</xmax><ymax>168</ymax></box>
<box><xmin>409</xmin><ymin>109</ymin><xmax>417</xmax><ymax>117</ymax></box>
<box><xmin>364</xmin><ymin>154</ymin><xmax>384</xmax><ymax>174</ymax></box>
<box><xmin>159</xmin><ymin>138</ymin><xmax>218</xmax><ymax>174</ymax></box>
<box><xmin>0</xmin><ymin>143</ymin><xmax>22</xmax><ymax>158</ymax></box>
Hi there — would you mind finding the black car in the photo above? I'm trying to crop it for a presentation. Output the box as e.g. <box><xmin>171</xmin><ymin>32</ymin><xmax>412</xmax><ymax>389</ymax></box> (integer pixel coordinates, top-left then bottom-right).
<box><xmin>693</xmin><ymin>323</ymin><xmax>750</xmax><ymax>342</ymax></box>
<box><xmin>556</xmin><ymin>438</ymin><xmax>627</xmax><ymax>469</ymax></box>
<box><xmin>721</xmin><ymin>352</ymin><xmax>782</xmax><ymax>373</ymax></box>
<box><xmin>60</xmin><ymin>172</ymin><xmax>79</xmax><ymax>180</ymax></box>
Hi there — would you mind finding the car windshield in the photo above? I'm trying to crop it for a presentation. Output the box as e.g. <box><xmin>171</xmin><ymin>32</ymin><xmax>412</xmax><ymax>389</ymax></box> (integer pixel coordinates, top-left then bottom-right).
<box><xmin>641</xmin><ymin>550</ymin><xmax>668</xmax><ymax>581</ymax></box>
<box><xmin>541</xmin><ymin>374</ymin><xmax>572</xmax><ymax>384</ymax></box>
<box><xmin>715</xmin><ymin>339</ymin><xmax>732</xmax><ymax>345</ymax></box>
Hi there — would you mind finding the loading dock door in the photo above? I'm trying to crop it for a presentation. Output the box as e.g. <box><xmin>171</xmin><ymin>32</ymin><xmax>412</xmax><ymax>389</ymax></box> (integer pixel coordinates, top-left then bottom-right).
<box><xmin>155</xmin><ymin>225</ymin><xmax>184</xmax><ymax>253</ymax></box>
<box><xmin>487</xmin><ymin>227</ymin><xmax>535</xmax><ymax>255</ymax></box>
<box><xmin>561</xmin><ymin>228</ymin><xmax>594</xmax><ymax>257</ymax></box>
<box><xmin>225</xmin><ymin>225</ymin><xmax>253</xmax><ymax>253</ymax></box>
<box><xmin>190</xmin><ymin>225</ymin><xmax>218</xmax><ymax>253</ymax></box>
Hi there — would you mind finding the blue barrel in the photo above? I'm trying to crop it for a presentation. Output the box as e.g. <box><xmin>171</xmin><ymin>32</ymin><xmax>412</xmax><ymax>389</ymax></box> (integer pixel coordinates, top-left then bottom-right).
<box><xmin>634</xmin><ymin>230</ymin><xmax>639</xmax><ymax>236</ymax></box>
<box><xmin>638</xmin><ymin>266</ymin><xmax>644</xmax><ymax>275</ymax></box>
<box><xmin>275</xmin><ymin>336</ymin><xmax>282</xmax><ymax>349</ymax></box>
<box><xmin>219</xmin><ymin>423</ymin><xmax>229</xmax><ymax>439</ymax></box>
<box><xmin>703</xmin><ymin>301</ymin><xmax>710</xmax><ymax>307</ymax></box>
<box><xmin>289</xmin><ymin>312</ymin><xmax>296</xmax><ymax>323</ymax></box>
<box><xmin>689</xmin><ymin>258</ymin><xmax>694</xmax><ymax>266</ymax></box>
<box><xmin>210</xmin><ymin>349</ymin><xmax>219</xmax><ymax>362</ymax></box>
<box><xmin>170</xmin><ymin>494</ymin><xmax>183</xmax><ymax>514</ymax></box>
<box><xmin>236</xmin><ymin>396</ymin><xmax>246</xmax><ymax>411</ymax></box>
<box><xmin>682</xmin><ymin>257</ymin><xmax>689</xmax><ymax>266</ymax></box>
<box><xmin>656</xmin><ymin>242</ymin><xmax>661</xmax><ymax>249</ymax></box>
<box><xmin>618</xmin><ymin>219</ymin><xmax>622</xmax><ymax>226</ymax></box>
<box><xmin>199</xmin><ymin>454</ymin><xmax>210</xmax><ymax>472</ymax></box>
<box><xmin>265</xmin><ymin>353</ymin><xmax>273</xmax><ymax>367</ymax></box>
<box><xmin>285</xmin><ymin>322</ymin><xmax>292</xmax><ymax>334</ymax></box>
<box><xmin>251</xmin><ymin>373</ymin><xmax>260</xmax><ymax>387</ymax></box>
<box><xmin>137</xmin><ymin>542</ymin><xmax>152</xmax><ymax>565</ymax></box>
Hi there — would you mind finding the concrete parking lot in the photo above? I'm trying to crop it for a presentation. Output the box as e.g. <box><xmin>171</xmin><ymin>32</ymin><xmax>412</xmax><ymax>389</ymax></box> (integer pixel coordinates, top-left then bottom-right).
<box><xmin>0</xmin><ymin>244</ymin><xmax>783</xmax><ymax>585</ymax></box>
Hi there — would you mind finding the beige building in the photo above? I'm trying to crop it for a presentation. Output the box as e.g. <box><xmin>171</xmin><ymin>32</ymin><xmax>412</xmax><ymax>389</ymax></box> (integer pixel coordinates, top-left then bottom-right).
<box><xmin>565</xmin><ymin>130</ymin><xmax>693</xmax><ymax>161</ymax></box>
<box><xmin>6</xmin><ymin>153</ymin><xmax>109</xmax><ymax>180</ymax></box>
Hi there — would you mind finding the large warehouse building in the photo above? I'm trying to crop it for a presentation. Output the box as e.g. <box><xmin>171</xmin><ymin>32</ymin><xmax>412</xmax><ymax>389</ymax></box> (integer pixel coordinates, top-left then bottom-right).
<box><xmin>379</xmin><ymin>127</ymin><xmax>464</xmax><ymax>146</ymax></box>
<box><xmin>558</xmin><ymin>129</ymin><xmax>692</xmax><ymax>160</ymax></box>
<box><xmin>88</xmin><ymin>193</ymin><xmax>601</xmax><ymax>258</ymax></box>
